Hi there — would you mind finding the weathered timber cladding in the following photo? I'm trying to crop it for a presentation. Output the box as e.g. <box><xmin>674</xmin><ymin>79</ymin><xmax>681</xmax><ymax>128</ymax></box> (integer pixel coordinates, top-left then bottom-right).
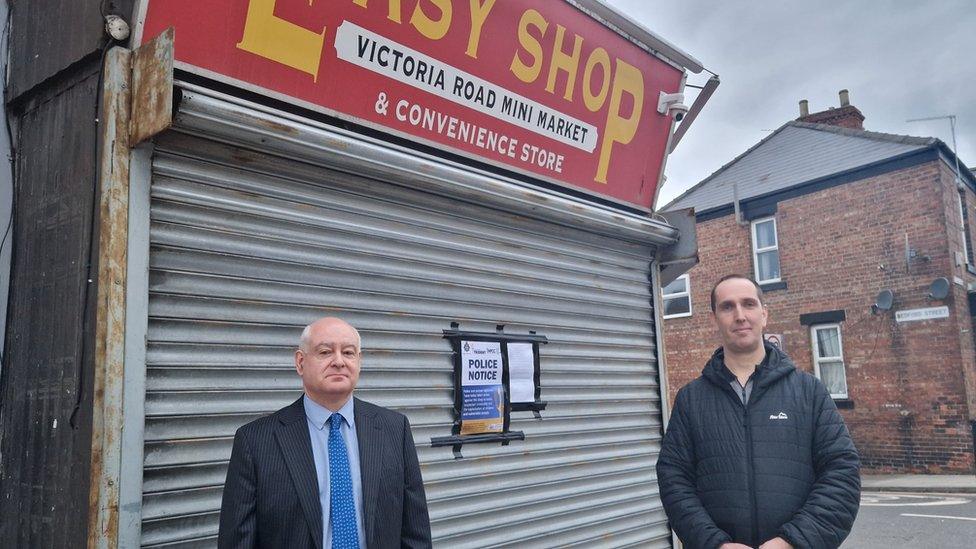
<box><xmin>0</xmin><ymin>66</ymin><xmax>101</xmax><ymax>547</ymax></box>
<box><xmin>6</xmin><ymin>0</ymin><xmax>135</xmax><ymax>101</ymax></box>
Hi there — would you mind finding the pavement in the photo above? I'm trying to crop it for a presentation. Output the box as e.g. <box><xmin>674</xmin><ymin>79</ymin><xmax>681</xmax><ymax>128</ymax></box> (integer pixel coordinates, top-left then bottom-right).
<box><xmin>861</xmin><ymin>474</ymin><xmax>976</xmax><ymax>493</ymax></box>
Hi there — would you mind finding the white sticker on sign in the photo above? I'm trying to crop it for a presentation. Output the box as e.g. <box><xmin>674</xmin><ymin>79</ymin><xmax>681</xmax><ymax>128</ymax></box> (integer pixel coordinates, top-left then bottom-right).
<box><xmin>895</xmin><ymin>306</ymin><xmax>950</xmax><ymax>323</ymax></box>
<box><xmin>334</xmin><ymin>21</ymin><xmax>598</xmax><ymax>152</ymax></box>
<box><xmin>460</xmin><ymin>340</ymin><xmax>503</xmax><ymax>386</ymax></box>
<box><xmin>507</xmin><ymin>343</ymin><xmax>536</xmax><ymax>403</ymax></box>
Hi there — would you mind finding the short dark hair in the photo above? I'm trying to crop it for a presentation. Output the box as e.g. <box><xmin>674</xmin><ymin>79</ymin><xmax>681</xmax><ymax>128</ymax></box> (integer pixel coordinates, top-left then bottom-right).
<box><xmin>710</xmin><ymin>274</ymin><xmax>764</xmax><ymax>312</ymax></box>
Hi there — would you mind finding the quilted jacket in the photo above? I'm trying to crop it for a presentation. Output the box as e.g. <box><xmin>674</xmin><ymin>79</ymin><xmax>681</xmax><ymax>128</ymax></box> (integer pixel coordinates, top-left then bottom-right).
<box><xmin>656</xmin><ymin>343</ymin><xmax>860</xmax><ymax>549</ymax></box>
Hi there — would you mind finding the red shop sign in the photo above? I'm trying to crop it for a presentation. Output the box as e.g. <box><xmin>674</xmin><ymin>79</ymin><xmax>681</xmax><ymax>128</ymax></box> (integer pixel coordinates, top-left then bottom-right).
<box><xmin>137</xmin><ymin>0</ymin><xmax>685</xmax><ymax>210</ymax></box>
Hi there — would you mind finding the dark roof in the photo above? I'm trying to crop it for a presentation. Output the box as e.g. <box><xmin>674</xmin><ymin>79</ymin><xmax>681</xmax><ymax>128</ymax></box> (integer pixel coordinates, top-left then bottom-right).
<box><xmin>664</xmin><ymin>121</ymin><xmax>937</xmax><ymax>213</ymax></box>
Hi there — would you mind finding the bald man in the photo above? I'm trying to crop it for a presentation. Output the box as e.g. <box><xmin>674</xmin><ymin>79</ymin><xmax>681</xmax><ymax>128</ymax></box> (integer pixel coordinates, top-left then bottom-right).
<box><xmin>218</xmin><ymin>317</ymin><xmax>432</xmax><ymax>549</ymax></box>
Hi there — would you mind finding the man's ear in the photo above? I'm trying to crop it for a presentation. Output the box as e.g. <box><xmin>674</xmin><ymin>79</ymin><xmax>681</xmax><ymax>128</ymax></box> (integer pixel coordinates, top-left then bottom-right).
<box><xmin>294</xmin><ymin>349</ymin><xmax>304</xmax><ymax>376</ymax></box>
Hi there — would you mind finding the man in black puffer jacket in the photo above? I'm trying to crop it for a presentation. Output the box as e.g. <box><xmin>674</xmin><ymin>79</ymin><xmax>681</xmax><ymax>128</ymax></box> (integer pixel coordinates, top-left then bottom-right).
<box><xmin>657</xmin><ymin>275</ymin><xmax>860</xmax><ymax>549</ymax></box>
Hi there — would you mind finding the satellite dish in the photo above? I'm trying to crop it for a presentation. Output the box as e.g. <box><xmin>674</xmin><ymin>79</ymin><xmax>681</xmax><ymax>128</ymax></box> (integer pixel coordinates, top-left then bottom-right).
<box><xmin>929</xmin><ymin>277</ymin><xmax>950</xmax><ymax>300</ymax></box>
<box><xmin>874</xmin><ymin>289</ymin><xmax>894</xmax><ymax>312</ymax></box>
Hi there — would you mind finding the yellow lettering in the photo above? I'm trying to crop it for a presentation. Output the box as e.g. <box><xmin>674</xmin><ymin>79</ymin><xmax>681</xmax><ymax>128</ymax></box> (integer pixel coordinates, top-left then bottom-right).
<box><xmin>509</xmin><ymin>9</ymin><xmax>548</xmax><ymax>84</ymax></box>
<box><xmin>595</xmin><ymin>59</ymin><xmax>644</xmax><ymax>184</ymax></box>
<box><xmin>353</xmin><ymin>0</ymin><xmax>402</xmax><ymax>23</ymax></box>
<box><xmin>410</xmin><ymin>0</ymin><xmax>452</xmax><ymax>40</ymax></box>
<box><xmin>466</xmin><ymin>0</ymin><xmax>497</xmax><ymax>58</ymax></box>
<box><xmin>236</xmin><ymin>0</ymin><xmax>327</xmax><ymax>80</ymax></box>
<box><xmin>545</xmin><ymin>25</ymin><xmax>583</xmax><ymax>101</ymax></box>
<box><xmin>582</xmin><ymin>47</ymin><xmax>611</xmax><ymax>112</ymax></box>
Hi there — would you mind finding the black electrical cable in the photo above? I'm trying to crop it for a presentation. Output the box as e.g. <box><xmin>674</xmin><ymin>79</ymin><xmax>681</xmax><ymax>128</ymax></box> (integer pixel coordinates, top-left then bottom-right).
<box><xmin>860</xmin><ymin>311</ymin><xmax>890</xmax><ymax>370</ymax></box>
<box><xmin>0</xmin><ymin>9</ymin><xmax>14</xmax><ymax>370</ymax></box>
<box><xmin>69</xmin><ymin>40</ymin><xmax>114</xmax><ymax>430</ymax></box>
<box><xmin>0</xmin><ymin>201</ymin><xmax>11</xmax><ymax>266</ymax></box>
<box><xmin>68</xmin><ymin>0</ymin><xmax>127</xmax><ymax>428</ymax></box>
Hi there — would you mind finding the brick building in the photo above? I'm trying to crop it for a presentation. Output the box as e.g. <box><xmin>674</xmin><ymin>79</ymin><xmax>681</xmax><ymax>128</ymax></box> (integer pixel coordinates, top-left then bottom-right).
<box><xmin>661</xmin><ymin>91</ymin><xmax>976</xmax><ymax>473</ymax></box>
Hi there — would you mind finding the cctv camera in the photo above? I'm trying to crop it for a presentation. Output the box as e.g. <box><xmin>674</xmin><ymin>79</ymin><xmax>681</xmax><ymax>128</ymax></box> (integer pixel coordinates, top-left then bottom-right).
<box><xmin>657</xmin><ymin>91</ymin><xmax>689</xmax><ymax>121</ymax></box>
<box><xmin>668</xmin><ymin>102</ymin><xmax>690</xmax><ymax>122</ymax></box>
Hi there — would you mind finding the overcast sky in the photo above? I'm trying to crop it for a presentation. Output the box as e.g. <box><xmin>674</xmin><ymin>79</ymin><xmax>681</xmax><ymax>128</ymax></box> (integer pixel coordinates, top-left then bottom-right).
<box><xmin>604</xmin><ymin>0</ymin><xmax>976</xmax><ymax>208</ymax></box>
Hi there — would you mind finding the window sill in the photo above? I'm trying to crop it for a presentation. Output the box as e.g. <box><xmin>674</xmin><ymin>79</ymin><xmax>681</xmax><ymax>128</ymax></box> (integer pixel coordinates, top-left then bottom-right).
<box><xmin>663</xmin><ymin>313</ymin><xmax>692</xmax><ymax>320</ymax></box>
<box><xmin>833</xmin><ymin>399</ymin><xmax>854</xmax><ymax>409</ymax></box>
<box><xmin>759</xmin><ymin>280</ymin><xmax>787</xmax><ymax>292</ymax></box>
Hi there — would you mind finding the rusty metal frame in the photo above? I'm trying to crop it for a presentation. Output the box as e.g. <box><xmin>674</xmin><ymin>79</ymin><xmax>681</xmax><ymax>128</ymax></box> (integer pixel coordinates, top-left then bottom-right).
<box><xmin>130</xmin><ymin>28</ymin><xmax>173</xmax><ymax>146</ymax></box>
<box><xmin>87</xmin><ymin>29</ymin><xmax>173</xmax><ymax>549</ymax></box>
<box><xmin>88</xmin><ymin>43</ymin><xmax>132</xmax><ymax>549</ymax></box>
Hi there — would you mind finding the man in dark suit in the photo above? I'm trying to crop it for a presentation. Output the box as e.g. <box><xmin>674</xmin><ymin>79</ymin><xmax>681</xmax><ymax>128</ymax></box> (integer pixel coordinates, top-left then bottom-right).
<box><xmin>218</xmin><ymin>317</ymin><xmax>432</xmax><ymax>548</ymax></box>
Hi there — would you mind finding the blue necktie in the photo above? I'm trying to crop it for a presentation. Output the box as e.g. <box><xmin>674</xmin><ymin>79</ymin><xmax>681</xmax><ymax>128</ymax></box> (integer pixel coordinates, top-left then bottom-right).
<box><xmin>329</xmin><ymin>414</ymin><xmax>360</xmax><ymax>549</ymax></box>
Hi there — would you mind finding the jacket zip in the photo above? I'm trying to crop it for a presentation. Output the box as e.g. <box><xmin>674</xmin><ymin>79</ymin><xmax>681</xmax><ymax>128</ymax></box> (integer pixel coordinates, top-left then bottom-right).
<box><xmin>743</xmin><ymin>394</ymin><xmax>759</xmax><ymax>546</ymax></box>
<box><xmin>728</xmin><ymin>378</ymin><xmax>761</xmax><ymax>547</ymax></box>
<box><xmin>716</xmin><ymin>372</ymin><xmax>764</xmax><ymax>546</ymax></box>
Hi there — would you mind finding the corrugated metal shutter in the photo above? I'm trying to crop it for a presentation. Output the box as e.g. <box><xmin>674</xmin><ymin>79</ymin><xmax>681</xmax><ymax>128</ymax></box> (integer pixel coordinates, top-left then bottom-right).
<box><xmin>132</xmin><ymin>87</ymin><xmax>671</xmax><ymax>548</ymax></box>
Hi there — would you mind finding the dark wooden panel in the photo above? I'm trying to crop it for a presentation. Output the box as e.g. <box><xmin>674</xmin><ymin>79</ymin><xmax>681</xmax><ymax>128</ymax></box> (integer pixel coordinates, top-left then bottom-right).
<box><xmin>0</xmin><ymin>64</ymin><xmax>100</xmax><ymax>548</ymax></box>
<box><xmin>7</xmin><ymin>0</ymin><xmax>135</xmax><ymax>101</ymax></box>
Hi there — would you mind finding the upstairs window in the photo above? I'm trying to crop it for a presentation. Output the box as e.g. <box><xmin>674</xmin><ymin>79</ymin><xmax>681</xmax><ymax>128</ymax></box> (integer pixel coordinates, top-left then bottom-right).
<box><xmin>811</xmin><ymin>324</ymin><xmax>848</xmax><ymax>399</ymax></box>
<box><xmin>662</xmin><ymin>274</ymin><xmax>692</xmax><ymax>319</ymax></box>
<box><xmin>751</xmin><ymin>217</ymin><xmax>781</xmax><ymax>284</ymax></box>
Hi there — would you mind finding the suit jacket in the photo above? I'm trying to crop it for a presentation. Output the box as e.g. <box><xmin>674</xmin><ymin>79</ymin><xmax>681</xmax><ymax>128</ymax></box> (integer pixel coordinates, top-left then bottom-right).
<box><xmin>218</xmin><ymin>396</ymin><xmax>432</xmax><ymax>549</ymax></box>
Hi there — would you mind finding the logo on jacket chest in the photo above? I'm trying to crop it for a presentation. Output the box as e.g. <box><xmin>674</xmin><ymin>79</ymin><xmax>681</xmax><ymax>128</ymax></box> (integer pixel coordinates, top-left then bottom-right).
<box><xmin>769</xmin><ymin>412</ymin><xmax>789</xmax><ymax>420</ymax></box>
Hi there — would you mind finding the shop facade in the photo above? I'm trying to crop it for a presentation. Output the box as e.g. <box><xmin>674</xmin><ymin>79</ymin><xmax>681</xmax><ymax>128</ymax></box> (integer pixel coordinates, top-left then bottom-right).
<box><xmin>1</xmin><ymin>2</ymin><xmax>708</xmax><ymax>546</ymax></box>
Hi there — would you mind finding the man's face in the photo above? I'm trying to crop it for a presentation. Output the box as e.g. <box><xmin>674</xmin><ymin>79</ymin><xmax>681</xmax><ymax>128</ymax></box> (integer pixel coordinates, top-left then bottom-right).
<box><xmin>295</xmin><ymin>318</ymin><xmax>361</xmax><ymax>407</ymax></box>
<box><xmin>711</xmin><ymin>278</ymin><xmax>768</xmax><ymax>355</ymax></box>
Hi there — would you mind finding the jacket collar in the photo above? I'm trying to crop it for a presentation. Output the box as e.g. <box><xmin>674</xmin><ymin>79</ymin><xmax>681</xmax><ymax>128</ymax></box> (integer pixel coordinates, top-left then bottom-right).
<box><xmin>702</xmin><ymin>342</ymin><xmax>795</xmax><ymax>390</ymax></box>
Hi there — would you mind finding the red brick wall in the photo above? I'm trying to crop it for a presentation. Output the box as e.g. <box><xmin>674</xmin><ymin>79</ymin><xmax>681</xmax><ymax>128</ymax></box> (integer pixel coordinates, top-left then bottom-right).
<box><xmin>662</xmin><ymin>159</ymin><xmax>976</xmax><ymax>473</ymax></box>
<box><xmin>798</xmin><ymin>105</ymin><xmax>865</xmax><ymax>130</ymax></box>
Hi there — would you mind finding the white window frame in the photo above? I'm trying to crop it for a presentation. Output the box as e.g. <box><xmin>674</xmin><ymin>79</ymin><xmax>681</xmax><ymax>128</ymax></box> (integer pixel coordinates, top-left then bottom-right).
<box><xmin>751</xmin><ymin>216</ymin><xmax>781</xmax><ymax>284</ymax></box>
<box><xmin>810</xmin><ymin>323</ymin><xmax>848</xmax><ymax>399</ymax></box>
<box><xmin>662</xmin><ymin>274</ymin><xmax>692</xmax><ymax>319</ymax></box>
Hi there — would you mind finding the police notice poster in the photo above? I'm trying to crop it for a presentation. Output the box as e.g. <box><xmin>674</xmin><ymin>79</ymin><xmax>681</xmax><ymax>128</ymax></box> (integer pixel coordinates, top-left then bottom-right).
<box><xmin>459</xmin><ymin>340</ymin><xmax>505</xmax><ymax>435</ymax></box>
